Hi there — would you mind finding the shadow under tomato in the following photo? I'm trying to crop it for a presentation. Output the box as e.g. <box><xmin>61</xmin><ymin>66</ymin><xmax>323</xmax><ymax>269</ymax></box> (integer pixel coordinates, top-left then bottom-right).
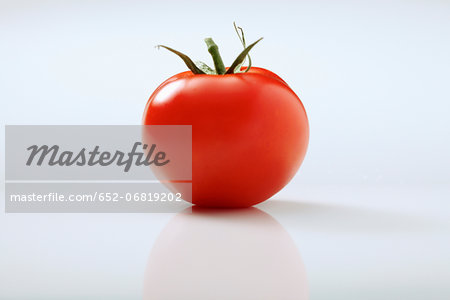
<box><xmin>257</xmin><ymin>199</ymin><xmax>440</xmax><ymax>234</ymax></box>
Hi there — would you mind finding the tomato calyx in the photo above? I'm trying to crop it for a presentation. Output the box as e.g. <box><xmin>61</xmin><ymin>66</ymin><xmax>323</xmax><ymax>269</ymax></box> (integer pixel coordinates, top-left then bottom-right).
<box><xmin>204</xmin><ymin>38</ymin><xmax>226</xmax><ymax>75</ymax></box>
<box><xmin>156</xmin><ymin>23</ymin><xmax>263</xmax><ymax>75</ymax></box>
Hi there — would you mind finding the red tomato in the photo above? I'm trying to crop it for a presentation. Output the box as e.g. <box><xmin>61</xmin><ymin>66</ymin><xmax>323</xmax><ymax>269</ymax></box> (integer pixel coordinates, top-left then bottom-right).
<box><xmin>143</xmin><ymin>67</ymin><xmax>309</xmax><ymax>208</ymax></box>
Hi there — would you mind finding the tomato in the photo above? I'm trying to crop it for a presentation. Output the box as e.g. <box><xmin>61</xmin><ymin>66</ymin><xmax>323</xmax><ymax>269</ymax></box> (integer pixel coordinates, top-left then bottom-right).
<box><xmin>143</xmin><ymin>30</ymin><xmax>309</xmax><ymax>207</ymax></box>
<box><xmin>143</xmin><ymin>66</ymin><xmax>308</xmax><ymax>208</ymax></box>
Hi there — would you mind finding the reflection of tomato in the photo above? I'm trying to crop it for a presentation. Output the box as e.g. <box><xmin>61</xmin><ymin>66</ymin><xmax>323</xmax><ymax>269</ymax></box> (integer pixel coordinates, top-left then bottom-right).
<box><xmin>143</xmin><ymin>67</ymin><xmax>309</xmax><ymax>208</ymax></box>
<box><xmin>144</xmin><ymin>207</ymin><xmax>308</xmax><ymax>299</ymax></box>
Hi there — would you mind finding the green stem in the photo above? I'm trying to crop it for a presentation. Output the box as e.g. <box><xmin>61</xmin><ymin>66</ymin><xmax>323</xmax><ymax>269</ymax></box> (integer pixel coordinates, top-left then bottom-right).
<box><xmin>204</xmin><ymin>38</ymin><xmax>226</xmax><ymax>75</ymax></box>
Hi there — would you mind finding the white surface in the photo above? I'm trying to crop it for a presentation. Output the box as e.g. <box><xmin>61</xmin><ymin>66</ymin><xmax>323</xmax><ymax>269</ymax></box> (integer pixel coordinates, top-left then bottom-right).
<box><xmin>1</xmin><ymin>0</ymin><xmax>450</xmax><ymax>299</ymax></box>
<box><xmin>1</xmin><ymin>185</ymin><xmax>449</xmax><ymax>299</ymax></box>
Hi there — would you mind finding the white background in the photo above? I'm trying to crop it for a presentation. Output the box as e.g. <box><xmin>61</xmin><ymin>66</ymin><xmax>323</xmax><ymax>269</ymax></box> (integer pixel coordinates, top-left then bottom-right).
<box><xmin>1</xmin><ymin>0</ymin><xmax>449</xmax><ymax>299</ymax></box>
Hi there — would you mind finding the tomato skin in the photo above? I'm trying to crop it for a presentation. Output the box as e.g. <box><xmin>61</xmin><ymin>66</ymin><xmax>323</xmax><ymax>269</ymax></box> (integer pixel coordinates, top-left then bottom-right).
<box><xmin>143</xmin><ymin>67</ymin><xmax>309</xmax><ymax>208</ymax></box>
